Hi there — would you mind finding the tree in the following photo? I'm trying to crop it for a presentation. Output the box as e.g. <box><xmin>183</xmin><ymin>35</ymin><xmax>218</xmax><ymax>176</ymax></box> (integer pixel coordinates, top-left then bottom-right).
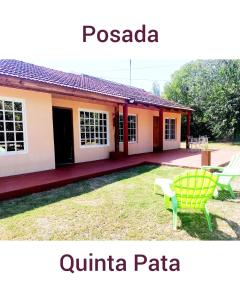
<box><xmin>163</xmin><ymin>60</ymin><xmax>240</xmax><ymax>140</ymax></box>
<box><xmin>152</xmin><ymin>81</ymin><xmax>160</xmax><ymax>96</ymax></box>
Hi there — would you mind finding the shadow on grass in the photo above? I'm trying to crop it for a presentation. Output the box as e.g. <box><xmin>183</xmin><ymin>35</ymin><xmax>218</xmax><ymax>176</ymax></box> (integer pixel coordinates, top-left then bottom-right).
<box><xmin>215</xmin><ymin>190</ymin><xmax>240</xmax><ymax>202</ymax></box>
<box><xmin>178</xmin><ymin>212</ymin><xmax>240</xmax><ymax>240</ymax></box>
<box><xmin>0</xmin><ymin>164</ymin><xmax>158</xmax><ymax>220</ymax></box>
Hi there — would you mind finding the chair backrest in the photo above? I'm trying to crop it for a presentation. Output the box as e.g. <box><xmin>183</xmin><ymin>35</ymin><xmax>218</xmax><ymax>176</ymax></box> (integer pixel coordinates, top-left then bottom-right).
<box><xmin>226</xmin><ymin>153</ymin><xmax>240</xmax><ymax>169</ymax></box>
<box><xmin>171</xmin><ymin>170</ymin><xmax>218</xmax><ymax>209</ymax></box>
<box><xmin>218</xmin><ymin>153</ymin><xmax>240</xmax><ymax>185</ymax></box>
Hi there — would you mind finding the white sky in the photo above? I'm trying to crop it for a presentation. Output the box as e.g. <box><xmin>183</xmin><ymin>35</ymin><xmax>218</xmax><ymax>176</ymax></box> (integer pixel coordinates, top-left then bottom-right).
<box><xmin>0</xmin><ymin>0</ymin><xmax>239</xmax><ymax>93</ymax></box>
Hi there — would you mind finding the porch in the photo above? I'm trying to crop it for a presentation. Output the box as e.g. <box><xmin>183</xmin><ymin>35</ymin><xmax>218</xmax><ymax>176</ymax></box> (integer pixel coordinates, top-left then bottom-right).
<box><xmin>0</xmin><ymin>148</ymin><xmax>236</xmax><ymax>201</ymax></box>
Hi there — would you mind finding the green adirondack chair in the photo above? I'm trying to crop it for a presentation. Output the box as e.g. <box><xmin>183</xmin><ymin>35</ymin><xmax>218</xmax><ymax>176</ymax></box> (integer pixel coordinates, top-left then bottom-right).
<box><xmin>202</xmin><ymin>153</ymin><xmax>240</xmax><ymax>199</ymax></box>
<box><xmin>154</xmin><ymin>170</ymin><xmax>218</xmax><ymax>231</ymax></box>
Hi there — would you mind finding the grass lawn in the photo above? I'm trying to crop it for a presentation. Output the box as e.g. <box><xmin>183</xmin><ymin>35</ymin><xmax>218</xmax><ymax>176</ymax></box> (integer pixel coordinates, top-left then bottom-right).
<box><xmin>0</xmin><ymin>164</ymin><xmax>239</xmax><ymax>240</ymax></box>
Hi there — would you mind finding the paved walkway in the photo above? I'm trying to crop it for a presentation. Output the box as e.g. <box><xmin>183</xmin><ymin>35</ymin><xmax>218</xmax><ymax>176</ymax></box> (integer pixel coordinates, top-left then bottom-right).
<box><xmin>0</xmin><ymin>149</ymin><xmax>238</xmax><ymax>200</ymax></box>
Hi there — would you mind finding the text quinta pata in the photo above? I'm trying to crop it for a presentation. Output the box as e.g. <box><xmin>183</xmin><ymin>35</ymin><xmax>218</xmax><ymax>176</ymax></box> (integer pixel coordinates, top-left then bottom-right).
<box><xmin>60</xmin><ymin>253</ymin><xmax>180</xmax><ymax>273</ymax></box>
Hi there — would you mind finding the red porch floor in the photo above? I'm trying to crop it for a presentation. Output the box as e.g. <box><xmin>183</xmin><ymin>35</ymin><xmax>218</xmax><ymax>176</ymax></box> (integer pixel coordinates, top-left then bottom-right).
<box><xmin>0</xmin><ymin>149</ymin><xmax>238</xmax><ymax>201</ymax></box>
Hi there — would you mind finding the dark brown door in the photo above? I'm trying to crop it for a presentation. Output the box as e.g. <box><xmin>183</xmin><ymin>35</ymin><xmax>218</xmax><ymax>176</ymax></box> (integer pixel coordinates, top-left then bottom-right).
<box><xmin>153</xmin><ymin>116</ymin><xmax>159</xmax><ymax>152</ymax></box>
<box><xmin>52</xmin><ymin>107</ymin><xmax>74</xmax><ymax>166</ymax></box>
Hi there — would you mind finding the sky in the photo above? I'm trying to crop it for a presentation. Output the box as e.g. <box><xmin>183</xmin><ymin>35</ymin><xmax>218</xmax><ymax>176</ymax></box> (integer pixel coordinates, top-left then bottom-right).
<box><xmin>34</xmin><ymin>59</ymin><xmax>190</xmax><ymax>94</ymax></box>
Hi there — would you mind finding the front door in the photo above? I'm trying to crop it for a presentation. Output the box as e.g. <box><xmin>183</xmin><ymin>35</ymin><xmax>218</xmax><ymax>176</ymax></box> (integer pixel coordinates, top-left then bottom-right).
<box><xmin>52</xmin><ymin>107</ymin><xmax>74</xmax><ymax>166</ymax></box>
<box><xmin>153</xmin><ymin>116</ymin><xmax>159</xmax><ymax>152</ymax></box>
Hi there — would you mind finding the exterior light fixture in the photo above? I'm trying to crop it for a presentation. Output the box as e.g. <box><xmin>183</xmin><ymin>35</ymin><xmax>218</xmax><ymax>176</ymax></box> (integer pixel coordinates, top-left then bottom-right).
<box><xmin>128</xmin><ymin>98</ymin><xmax>135</xmax><ymax>104</ymax></box>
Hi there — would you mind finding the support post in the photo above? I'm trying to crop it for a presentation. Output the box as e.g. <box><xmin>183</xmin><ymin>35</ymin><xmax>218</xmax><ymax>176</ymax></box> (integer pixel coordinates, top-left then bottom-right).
<box><xmin>159</xmin><ymin>109</ymin><xmax>164</xmax><ymax>152</ymax></box>
<box><xmin>186</xmin><ymin>111</ymin><xmax>191</xmax><ymax>149</ymax></box>
<box><xmin>114</xmin><ymin>105</ymin><xmax>120</xmax><ymax>154</ymax></box>
<box><xmin>123</xmin><ymin>103</ymin><xmax>128</xmax><ymax>156</ymax></box>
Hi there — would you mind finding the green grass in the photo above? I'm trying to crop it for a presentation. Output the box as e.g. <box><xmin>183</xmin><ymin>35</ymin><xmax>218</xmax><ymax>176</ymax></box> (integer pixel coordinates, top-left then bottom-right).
<box><xmin>0</xmin><ymin>164</ymin><xmax>239</xmax><ymax>240</ymax></box>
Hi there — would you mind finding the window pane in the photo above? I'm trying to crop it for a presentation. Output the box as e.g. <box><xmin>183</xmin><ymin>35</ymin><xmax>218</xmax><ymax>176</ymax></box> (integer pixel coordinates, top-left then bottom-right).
<box><xmin>15</xmin><ymin>112</ymin><xmax>23</xmax><ymax>121</ymax></box>
<box><xmin>16</xmin><ymin>142</ymin><xmax>24</xmax><ymax>151</ymax></box>
<box><xmin>16</xmin><ymin>132</ymin><xmax>24</xmax><ymax>141</ymax></box>
<box><xmin>0</xmin><ymin>100</ymin><xmax>25</xmax><ymax>153</ymax></box>
<box><xmin>15</xmin><ymin>122</ymin><xmax>23</xmax><ymax>131</ymax></box>
<box><xmin>119</xmin><ymin>114</ymin><xmax>137</xmax><ymax>143</ymax></box>
<box><xmin>0</xmin><ymin>132</ymin><xmax>4</xmax><ymax>142</ymax></box>
<box><xmin>14</xmin><ymin>102</ymin><xmax>22</xmax><ymax>111</ymax></box>
<box><xmin>165</xmin><ymin>119</ymin><xmax>175</xmax><ymax>140</ymax></box>
<box><xmin>0</xmin><ymin>144</ymin><xmax>6</xmax><ymax>152</ymax></box>
<box><xmin>4</xmin><ymin>101</ymin><xmax>13</xmax><ymax>111</ymax></box>
<box><xmin>7</xmin><ymin>132</ymin><xmax>14</xmax><ymax>141</ymax></box>
<box><xmin>7</xmin><ymin>143</ymin><xmax>15</xmax><ymax>151</ymax></box>
<box><xmin>6</xmin><ymin>122</ymin><xmax>14</xmax><ymax>131</ymax></box>
<box><xmin>5</xmin><ymin>111</ymin><xmax>13</xmax><ymax>120</ymax></box>
<box><xmin>80</xmin><ymin>111</ymin><xmax>108</xmax><ymax>146</ymax></box>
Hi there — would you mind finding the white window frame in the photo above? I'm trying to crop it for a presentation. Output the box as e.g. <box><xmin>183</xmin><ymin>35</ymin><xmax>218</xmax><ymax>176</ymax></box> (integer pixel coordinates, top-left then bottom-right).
<box><xmin>0</xmin><ymin>97</ymin><xmax>28</xmax><ymax>156</ymax></box>
<box><xmin>165</xmin><ymin>118</ymin><xmax>176</xmax><ymax>140</ymax></box>
<box><xmin>119</xmin><ymin>113</ymin><xmax>137</xmax><ymax>144</ymax></box>
<box><xmin>78</xmin><ymin>108</ymin><xmax>110</xmax><ymax>148</ymax></box>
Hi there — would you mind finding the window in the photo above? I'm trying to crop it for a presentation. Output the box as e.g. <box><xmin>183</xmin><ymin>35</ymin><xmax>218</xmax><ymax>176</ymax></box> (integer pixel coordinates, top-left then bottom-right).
<box><xmin>119</xmin><ymin>114</ymin><xmax>137</xmax><ymax>143</ymax></box>
<box><xmin>79</xmin><ymin>110</ymin><xmax>108</xmax><ymax>146</ymax></box>
<box><xmin>165</xmin><ymin>118</ymin><xmax>176</xmax><ymax>140</ymax></box>
<box><xmin>0</xmin><ymin>99</ymin><xmax>26</xmax><ymax>153</ymax></box>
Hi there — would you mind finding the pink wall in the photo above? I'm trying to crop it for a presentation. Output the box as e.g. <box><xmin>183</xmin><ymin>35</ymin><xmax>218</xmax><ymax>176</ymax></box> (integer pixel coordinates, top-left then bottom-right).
<box><xmin>0</xmin><ymin>86</ymin><xmax>55</xmax><ymax>177</ymax></box>
<box><xmin>119</xmin><ymin>106</ymin><xmax>154</xmax><ymax>155</ymax></box>
<box><xmin>52</xmin><ymin>97</ymin><xmax>115</xmax><ymax>163</ymax></box>
<box><xmin>163</xmin><ymin>112</ymin><xmax>181</xmax><ymax>150</ymax></box>
<box><xmin>0</xmin><ymin>87</ymin><xmax>182</xmax><ymax>177</ymax></box>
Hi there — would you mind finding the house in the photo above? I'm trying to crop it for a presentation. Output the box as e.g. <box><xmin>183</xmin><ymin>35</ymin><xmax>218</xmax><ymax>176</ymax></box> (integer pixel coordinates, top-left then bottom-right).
<box><xmin>0</xmin><ymin>60</ymin><xmax>192</xmax><ymax>177</ymax></box>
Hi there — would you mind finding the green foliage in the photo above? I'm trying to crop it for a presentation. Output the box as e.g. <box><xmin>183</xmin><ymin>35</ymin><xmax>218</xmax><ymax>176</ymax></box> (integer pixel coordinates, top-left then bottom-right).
<box><xmin>163</xmin><ymin>60</ymin><xmax>240</xmax><ymax>140</ymax></box>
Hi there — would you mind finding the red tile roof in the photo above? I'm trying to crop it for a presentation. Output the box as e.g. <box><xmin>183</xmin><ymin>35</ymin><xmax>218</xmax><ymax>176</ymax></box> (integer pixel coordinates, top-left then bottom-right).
<box><xmin>0</xmin><ymin>59</ymin><xmax>192</xmax><ymax>111</ymax></box>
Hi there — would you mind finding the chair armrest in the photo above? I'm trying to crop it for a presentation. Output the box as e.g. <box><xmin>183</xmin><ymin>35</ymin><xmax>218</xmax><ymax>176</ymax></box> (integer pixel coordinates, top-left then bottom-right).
<box><xmin>213</xmin><ymin>172</ymin><xmax>240</xmax><ymax>177</ymax></box>
<box><xmin>201</xmin><ymin>166</ymin><xmax>224</xmax><ymax>171</ymax></box>
<box><xmin>154</xmin><ymin>178</ymin><xmax>175</xmax><ymax>197</ymax></box>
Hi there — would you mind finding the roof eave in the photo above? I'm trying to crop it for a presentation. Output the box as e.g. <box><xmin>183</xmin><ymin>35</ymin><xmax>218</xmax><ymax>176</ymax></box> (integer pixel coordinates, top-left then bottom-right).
<box><xmin>0</xmin><ymin>72</ymin><xmax>193</xmax><ymax>112</ymax></box>
<box><xmin>0</xmin><ymin>74</ymin><xmax>126</xmax><ymax>104</ymax></box>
